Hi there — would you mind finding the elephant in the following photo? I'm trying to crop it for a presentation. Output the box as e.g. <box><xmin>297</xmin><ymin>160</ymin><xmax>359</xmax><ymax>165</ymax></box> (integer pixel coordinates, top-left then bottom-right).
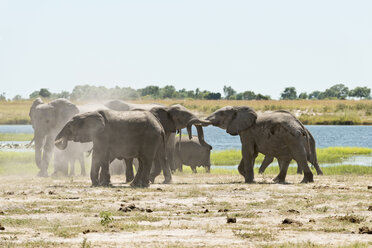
<box><xmin>54</xmin><ymin>141</ymin><xmax>92</xmax><ymax>176</ymax></box>
<box><xmin>29</xmin><ymin>98</ymin><xmax>79</xmax><ymax>176</ymax></box>
<box><xmin>104</xmin><ymin>99</ymin><xmax>163</xmax><ymax>111</ymax></box>
<box><xmin>55</xmin><ymin>109</ymin><xmax>165</xmax><ymax>187</ymax></box>
<box><xmin>203</xmin><ymin>107</ymin><xmax>318</xmax><ymax>184</ymax></box>
<box><xmin>258</xmin><ymin>128</ymin><xmax>323</xmax><ymax>176</ymax></box>
<box><xmin>104</xmin><ymin>100</ymin><xmax>210</xmax><ymax>184</ymax></box>
<box><xmin>174</xmin><ymin>136</ymin><xmax>212</xmax><ymax>173</ymax></box>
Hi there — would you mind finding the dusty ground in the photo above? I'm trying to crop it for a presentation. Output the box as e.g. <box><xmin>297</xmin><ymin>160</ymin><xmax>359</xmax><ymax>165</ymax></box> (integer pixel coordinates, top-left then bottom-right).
<box><xmin>0</xmin><ymin>173</ymin><xmax>371</xmax><ymax>247</ymax></box>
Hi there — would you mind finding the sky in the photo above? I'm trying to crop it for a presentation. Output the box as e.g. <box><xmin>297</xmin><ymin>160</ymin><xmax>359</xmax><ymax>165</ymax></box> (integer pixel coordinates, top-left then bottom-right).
<box><xmin>0</xmin><ymin>0</ymin><xmax>372</xmax><ymax>99</ymax></box>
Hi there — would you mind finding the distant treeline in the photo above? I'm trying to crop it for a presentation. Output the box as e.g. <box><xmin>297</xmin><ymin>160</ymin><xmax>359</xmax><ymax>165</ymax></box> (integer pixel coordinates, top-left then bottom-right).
<box><xmin>1</xmin><ymin>83</ymin><xmax>370</xmax><ymax>101</ymax></box>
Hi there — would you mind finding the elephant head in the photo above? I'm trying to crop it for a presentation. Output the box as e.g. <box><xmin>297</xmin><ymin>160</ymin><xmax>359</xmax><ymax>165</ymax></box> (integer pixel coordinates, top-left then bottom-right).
<box><xmin>29</xmin><ymin>98</ymin><xmax>79</xmax><ymax>171</ymax></box>
<box><xmin>55</xmin><ymin>111</ymin><xmax>105</xmax><ymax>150</ymax></box>
<box><xmin>204</xmin><ymin>106</ymin><xmax>257</xmax><ymax>135</ymax></box>
<box><xmin>150</xmin><ymin>104</ymin><xmax>210</xmax><ymax>147</ymax></box>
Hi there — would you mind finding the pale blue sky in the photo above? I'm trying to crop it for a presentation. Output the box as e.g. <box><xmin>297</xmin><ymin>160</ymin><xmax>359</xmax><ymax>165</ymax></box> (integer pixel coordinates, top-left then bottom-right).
<box><xmin>1</xmin><ymin>0</ymin><xmax>371</xmax><ymax>99</ymax></box>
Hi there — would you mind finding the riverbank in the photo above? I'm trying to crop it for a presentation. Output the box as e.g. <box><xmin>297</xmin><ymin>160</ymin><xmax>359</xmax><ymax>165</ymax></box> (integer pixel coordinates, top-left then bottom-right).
<box><xmin>1</xmin><ymin>99</ymin><xmax>372</xmax><ymax>125</ymax></box>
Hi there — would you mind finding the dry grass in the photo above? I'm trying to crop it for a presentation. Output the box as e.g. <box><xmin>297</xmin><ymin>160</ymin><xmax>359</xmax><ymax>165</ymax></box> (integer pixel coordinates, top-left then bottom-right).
<box><xmin>0</xmin><ymin>172</ymin><xmax>371</xmax><ymax>247</ymax></box>
<box><xmin>1</xmin><ymin>99</ymin><xmax>372</xmax><ymax>124</ymax></box>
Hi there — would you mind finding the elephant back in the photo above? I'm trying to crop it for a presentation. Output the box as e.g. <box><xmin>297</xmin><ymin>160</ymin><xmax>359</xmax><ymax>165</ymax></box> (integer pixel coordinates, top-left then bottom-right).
<box><xmin>49</xmin><ymin>99</ymin><xmax>79</xmax><ymax>129</ymax></box>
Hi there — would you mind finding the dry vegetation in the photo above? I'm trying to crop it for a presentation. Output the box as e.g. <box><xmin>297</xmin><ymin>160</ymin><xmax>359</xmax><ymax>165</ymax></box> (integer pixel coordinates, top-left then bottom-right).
<box><xmin>1</xmin><ymin>99</ymin><xmax>372</xmax><ymax>124</ymax></box>
<box><xmin>0</xmin><ymin>172</ymin><xmax>371</xmax><ymax>247</ymax></box>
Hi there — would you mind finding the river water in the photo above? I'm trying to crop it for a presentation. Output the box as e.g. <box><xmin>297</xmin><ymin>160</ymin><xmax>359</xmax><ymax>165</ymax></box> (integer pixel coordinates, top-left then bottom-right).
<box><xmin>1</xmin><ymin>125</ymin><xmax>371</xmax><ymax>150</ymax></box>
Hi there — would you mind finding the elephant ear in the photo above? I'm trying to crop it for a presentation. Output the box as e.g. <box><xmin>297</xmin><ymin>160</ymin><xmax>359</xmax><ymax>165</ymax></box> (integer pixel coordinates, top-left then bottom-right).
<box><xmin>29</xmin><ymin>98</ymin><xmax>43</xmax><ymax>121</ymax></box>
<box><xmin>50</xmin><ymin>99</ymin><xmax>79</xmax><ymax>129</ymax></box>
<box><xmin>227</xmin><ymin>106</ymin><xmax>257</xmax><ymax>135</ymax></box>
<box><xmin>83</xmin><ymin>111</ymin><xmax>106</xmax><ymax>137</ymax></box>
<box><xmin>150</xmin><ymin>106</ymin><xmax>176</xmax><ymax>133</ymax></box>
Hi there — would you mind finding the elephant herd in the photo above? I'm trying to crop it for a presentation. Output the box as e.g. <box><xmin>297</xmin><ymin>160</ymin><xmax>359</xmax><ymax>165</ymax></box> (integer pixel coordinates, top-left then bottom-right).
<box><xmin>29</xmin><ymin>98</ymin><xmax>322</xmax><ymax>187</ymax></box>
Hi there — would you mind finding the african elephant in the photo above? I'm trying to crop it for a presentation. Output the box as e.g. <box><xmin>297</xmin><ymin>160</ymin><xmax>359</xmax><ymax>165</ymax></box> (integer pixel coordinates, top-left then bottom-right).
<box><xmin>55</xmin><ymin>109</ymin><xmax>165</xmax><ymax>187</ymax></box>
<box><xmin>104</xmin><ymin>100</ymin><xmax>210</xmax><ymax>184</ymax></box>
<box><xmin>104</xmin><ymin>99</ymin><xmax>163</xmax><ymax>111</ymax></box>
<box><xmin>174</xmin><ymin>136</ymin><xmax>212</xmax><ymax>173</ymax></box>
<box><xmin>258</xmin><ymin>128</ymin><xmax>323</xmax><ymax>176</ymax></box>
<box><xmin>29</xmin><ymin>98</ymin><xmax>79</xmax><ymax>176</ymax></box>
<box><xmin>54</xmin><ymin>141</ymin><xmax>92</xmax><ymax>176</ymax></box>
<box><xmin>203</xmin><ymin>107</ymin><xmax>317</xmax><ymax>183</ymax></box>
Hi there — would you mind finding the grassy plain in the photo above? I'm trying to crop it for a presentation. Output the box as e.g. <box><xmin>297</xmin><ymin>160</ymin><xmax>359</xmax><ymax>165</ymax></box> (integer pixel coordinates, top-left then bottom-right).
<box><xmin>1</xmin><ymin>99</ymin><xmax>372</xmax><ymax>124</ymax></box>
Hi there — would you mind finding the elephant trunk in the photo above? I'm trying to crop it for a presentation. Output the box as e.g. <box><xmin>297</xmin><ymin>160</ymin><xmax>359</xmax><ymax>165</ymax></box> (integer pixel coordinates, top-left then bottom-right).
<box><xmin>186</xmin><ymin>119</ymin><xmax>208</xmax><ymax>147</ymax></box>
<box><xmin>34</xmin><ymin>135</ymin><xmax>43</xmax><ymax>169</ymax></box>
<box><xmin>54</xmin><ymin>125</ymin><xmax>70</xmax><ymax>150</ymax></box>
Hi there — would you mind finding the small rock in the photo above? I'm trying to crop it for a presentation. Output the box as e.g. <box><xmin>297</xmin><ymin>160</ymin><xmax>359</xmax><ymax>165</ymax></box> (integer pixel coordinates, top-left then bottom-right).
<box><xmin>359</xmin><ymin>226</ymin><xmax>372</xmax><ymax>234</ymax></box>
<box><xmin>145</xmin><ymin>208</ymin><xmax>153</xmax><ymax>213</ymax></box>
<box><xmin>156</xmin><ymin>188</ymin><xmax>163</xmax><ymax>191</ymax></box>
<box><xmin>48</xmin><ymin>191</ymin><xmax>56</xmax><ymax>195</ymax></box>
<box><xmin>367</xmin><ymin>186</ymin><xmax>372</xmax><ymax>190</ymax></box>
<box><xmin>0</xmin><ymin>211</ymin><xmax>5</xmax><ymax>215</ymax></box>
<box><xmin>309</xmin><ymin>218</ymin><xmax>316</xmax><ymax>223</ymax></box>
<box><xmin>0</xmin><ymin>224</ymin><xmax>4</xmax><ymax>231</ymax></box>
<box><xmin>287</xmin><ymin>209</ymin><xmax>300</xmax><ymax>214</ymax></box>
<box><xmin>5</xmin><ymin>192</ymin><xmax>14</xmax><ymax>195</ymax></box>
<box><xmin>368</xmin><ymin>206</ymin><xmax>372</xmax><ymax>211</ymax></box>
<box><xmin>203</xmin><ymin>209</ymin><xmax>209</xmax><ymax>213</ymax></box>
<box><xmin>186</xmin><ymin>211</ymin><xmax>191</xmax><ymax>214</ymax></box>
<box><xmin>218</xmin><ymin>209</ymin><xmax>229</xmax><ymax>212</ymax></box>
<box><xmin>83</xmin><ymin>229</ymin><xmax>90</xmax><ymax>234</ymax></box>
<box><xmin>227</xmin><ymin>217</ymin><xmax>236</xmax><ymax>223</ymax></box>
<box><xmin>282</xmin><ymin>218</ymin><xmax>303</xmax><ymax>226</ymax></box>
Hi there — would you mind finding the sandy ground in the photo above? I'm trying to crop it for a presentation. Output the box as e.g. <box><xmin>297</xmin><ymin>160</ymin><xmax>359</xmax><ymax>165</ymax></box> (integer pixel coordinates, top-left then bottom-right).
<box><xmin>0</xmin><ymin>172</ymin><xmax>371</xmax><ymax>247</ymax></box>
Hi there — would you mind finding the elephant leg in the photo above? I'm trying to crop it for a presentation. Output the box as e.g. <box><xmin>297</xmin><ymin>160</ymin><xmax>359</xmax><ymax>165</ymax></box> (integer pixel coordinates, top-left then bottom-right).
<box><xmin>90</xmin><ymin>148</ymin><xmax>105</xmax><ymax>187</ymax></box>
<box><xmin>241</xmin><ymin>142</ymin><xmax>256</xmax><ymax>183</ymax></box>
<box><xmin>191</xmin><ymin>165</ymin><xmax>197</xmax><ymax>173</ymax></box>
<box><xmin>99</xmin><ymin>155</ymin><xmax>111</xmax><ymax>186</ymax></box>
<box><xmin>160</xmin><ymin>157</ymin><xmax>172</xmax><ymax>184</ymax></box>
<box><xmin>205</xmin><ymin>165</ymin><xmax>210</xmax><ymax>173</ymax></box>
<box><xmin>296</xmin><ymin>163</ymin><xmax>303</xmax><ymax>174</ymax></box>
<box><xmin>149</xmin><ymin>159</ymin><xmax>161</xmax><ymax>184</ymax></box>
<box><xmin>140</xmin><ymin>157</ymin><xmax>153</xmax><ymax>188</ymax></box>
<box><xmin>39</xmin><ymin>136</ymin><xmax>54</xmax><ymax>177</ymax></box>
<box><xmin>131</xmin><ymin>159</ymin><xmax>144</xmax><ymax>188</ymax></box>
<box><xmin>124</xmin><ymin>158</ymin><xmax>134</xmax><ymax>183</ymax></box>
<box><xmin>79</xmin><ymin>154</ymin><xmax>86</xmax><ymax>176</ymax></box>
<box><xmin>237</xmin><ymin>159</ymin><xmax>246</xmax><ymax>177</ymax></box>
<box><xmin>312</xmin><ymin>162</ymin><xmax>323</xmax><ymax>175</ymax></box>
<box><xmin>293</xmin><ymin>147</ymin><xmax>314</xmax><ymax>183</ymax></box>
<box><xmin>69</xmin><ymin>159</ymin><xmax>75</xmax><ymax>177</ymax></box>
<box><xmin>273</xmin><ymin>158</ymin><xmax>291</xmax><ymax>183</ymax></box>
<box><xmin>258</xmin><ymin>156</ymin><xmax>274</xmax><ymax>174</ymax></box>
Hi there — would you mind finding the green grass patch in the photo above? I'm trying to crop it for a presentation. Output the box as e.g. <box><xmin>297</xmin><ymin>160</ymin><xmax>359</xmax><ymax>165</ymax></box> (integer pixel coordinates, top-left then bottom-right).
<box><xmin>0</xmin><ymin>133</ymin><xmax>33</xmax><ymax>141</ymax></box>
<box><xmin>211</xmin><ymin>147</ymin><xmax>372</xmax><ymax>166</ymax></box>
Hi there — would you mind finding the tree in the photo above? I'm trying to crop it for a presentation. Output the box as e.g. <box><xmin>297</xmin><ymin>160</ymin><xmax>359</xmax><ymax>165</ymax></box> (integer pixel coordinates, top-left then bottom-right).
<box><xmin>349</xmin><ymin>86</ymin><xmax>371</xmax><ymax>99</ymax></box>
<box><xmin>140</xmin><ymin>85</ymin><xmax>160</xmax><ymax>98</ymax></box>
<box><xmin>223</xmin><ymin>85</ymin><xmax>236</xmax><ymax>99</ymax></box>
<box><xmin>308</xmin><ymin>91</ymin><xmax>321</xmax><ymax>99</ymax></box>
<box><xmin>39</xmin><ymin>88</ymin><xmax>51</xmax><ymax>98</ymax></box>
<box><xmin>160</xmin><ymin>85</ymin><xmax>176</xmax><ymax>99</ymax></box>
<box><xmin>255</xmin><ymin>94</ymin><xmax>270</xmax><ymax>100</ymax></box>
<box><xmin>280</xmin><ymin>87</ymin><xmax>297</xmax><ymax>100</ymax></box>
<box><xmin>298</xmin><ymin>92</ymin><xmax>308</xmax><ymax>99</ymax></box>
<box><xmin>12</xmin><ymin>95</ymin><xmax>23</xmax><ymax>101</ymax></box>
<box><xmin>323</xmin><ymin>84</ymin><xmax>349</xmax><ymax>99</ymax></box>
<box><xmin>0</xmin><ymin>92</ymin><xmax>6</xmax><ymax>101</ymax></box>
<box><xmin>205</xmin><ymin>92</ymin><xmax>221</xmax><ymax>100</ymax></box>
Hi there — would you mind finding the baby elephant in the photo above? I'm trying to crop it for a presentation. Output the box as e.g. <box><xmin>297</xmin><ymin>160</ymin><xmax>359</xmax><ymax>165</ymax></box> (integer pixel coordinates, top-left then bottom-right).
<box><xmin>174</xmin><ymin>136</ymin><xmax>212</xmax><ymax>173</ymax></box>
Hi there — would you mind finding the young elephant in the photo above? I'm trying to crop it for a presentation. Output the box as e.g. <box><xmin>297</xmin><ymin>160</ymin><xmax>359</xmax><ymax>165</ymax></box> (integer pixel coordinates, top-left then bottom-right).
<box><xmin>203</xmin><ymin>107</ymin><xmax>318</xmax><ymax>184</ymax></box>
<box><xmin>258</xmin><ymin>127</ymin><xmax>323</xmax><ymax>176</ymax></box>
<box><xmin>55</xmin><ymin>110</ymin><xmax>165</xmax><ymax>187</ymax></box>
<box><xmin>174</xmin><ymin>136</ymin><xmax>212</xmax><ymax>173</ymax></box>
